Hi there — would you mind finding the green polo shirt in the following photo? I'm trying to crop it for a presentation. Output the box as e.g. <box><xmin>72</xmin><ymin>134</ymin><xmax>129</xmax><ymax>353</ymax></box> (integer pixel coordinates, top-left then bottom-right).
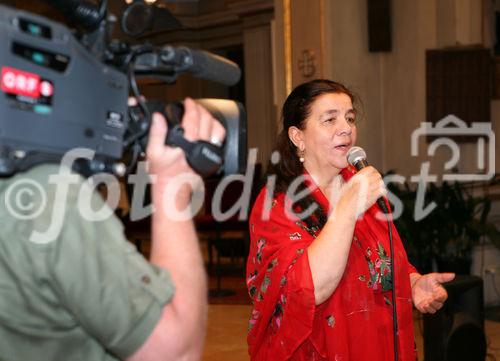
<box><xmin>0</xmin><ymin>164</ymin><xmax>175</xmax><ymax>360</ymax></box>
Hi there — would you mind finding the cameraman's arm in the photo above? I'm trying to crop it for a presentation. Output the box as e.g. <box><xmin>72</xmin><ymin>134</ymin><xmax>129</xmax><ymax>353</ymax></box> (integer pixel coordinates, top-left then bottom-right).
<box><xmin>128</xmin><ymin>98</ymin><xmax>225</xmax><ymax>361</ymax></box>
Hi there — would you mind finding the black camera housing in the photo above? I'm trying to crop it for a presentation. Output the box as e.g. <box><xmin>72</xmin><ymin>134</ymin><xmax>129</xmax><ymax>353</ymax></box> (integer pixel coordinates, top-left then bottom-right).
<box><xmin>0</xmin><ymin>5</ymin><xmax>128</xmax><ymax>175</ymax></box>
<box><xmin>0</xmin><ymin>3</ymin><xmax>246</xmax><ymax>178</ymax></box>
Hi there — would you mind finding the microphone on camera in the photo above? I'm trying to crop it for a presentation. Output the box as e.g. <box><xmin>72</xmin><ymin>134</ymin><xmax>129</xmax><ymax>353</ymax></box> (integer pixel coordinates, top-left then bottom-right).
<box><xmin>135</xmin><ymin>46</ymin><xmax>241</xmax><ymax>87</ymax></box>
<box><xmin>347</xmin><ymin>146</ymin><xmax>389</xmax><ymax>213</ymax></box>
<box><xmin>184</xmin><ymin>48</ymin><xmax>241</xmax><ymax>86</ymax></box>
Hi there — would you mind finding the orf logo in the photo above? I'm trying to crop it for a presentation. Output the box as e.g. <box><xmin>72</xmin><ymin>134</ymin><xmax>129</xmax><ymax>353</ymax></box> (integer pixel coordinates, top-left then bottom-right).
<box><xmin>1</xmin><ymin>66</ymin><xmax>41</xmax><ymax>98</ymax></box>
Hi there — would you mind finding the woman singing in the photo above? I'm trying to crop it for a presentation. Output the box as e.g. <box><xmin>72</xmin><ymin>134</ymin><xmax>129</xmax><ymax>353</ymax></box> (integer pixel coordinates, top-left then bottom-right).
<box><xmin>246</xmin><ymin>79</ymin><xmax>455</xmax><ymax>360</ymax></box>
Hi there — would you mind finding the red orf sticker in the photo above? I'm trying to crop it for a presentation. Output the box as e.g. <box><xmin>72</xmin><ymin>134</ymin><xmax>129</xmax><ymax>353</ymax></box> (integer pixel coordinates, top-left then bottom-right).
<box><xmin>1</xmin><ymin>66</ymin><xmax>41</xmax><ymax>98</ymax></box>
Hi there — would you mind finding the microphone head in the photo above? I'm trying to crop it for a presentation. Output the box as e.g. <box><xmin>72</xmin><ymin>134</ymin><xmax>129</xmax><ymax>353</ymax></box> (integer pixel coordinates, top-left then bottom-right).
<box><xmin>347</xmin><ymin>146</ymin><xmax>366</xmax><ymax>166</ymax></box>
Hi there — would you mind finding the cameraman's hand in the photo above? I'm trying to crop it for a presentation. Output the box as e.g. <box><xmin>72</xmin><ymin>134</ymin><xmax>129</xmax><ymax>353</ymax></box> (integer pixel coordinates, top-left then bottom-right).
<box><xmin>146</xmin><ymin>97</ymin><xmax>225</xmax><ymax>180</ymax></box>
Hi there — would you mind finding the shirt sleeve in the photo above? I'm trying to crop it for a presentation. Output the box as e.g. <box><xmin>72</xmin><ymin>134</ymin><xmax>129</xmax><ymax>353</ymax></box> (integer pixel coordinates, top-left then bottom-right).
<box><xmin>246</xmin><ymin>193</ymin><xmax>316</xmax><ymax>360</ymax></box>
<box><xmin>38</xmin><ymin>175</ymin><xmax>175</xmax><ymax>359</ymax></box>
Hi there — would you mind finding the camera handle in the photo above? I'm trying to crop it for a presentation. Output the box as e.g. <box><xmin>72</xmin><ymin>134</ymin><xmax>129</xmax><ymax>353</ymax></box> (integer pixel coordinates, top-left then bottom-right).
<box><xmin>130</xmin><ymin>100</ymin><xmax>224</xmax><ymax>178</ymax></box>
<box><xmin>165</xmin><ymin>124</ymin><xmax>223</xmax><ymax>177</ymax></box>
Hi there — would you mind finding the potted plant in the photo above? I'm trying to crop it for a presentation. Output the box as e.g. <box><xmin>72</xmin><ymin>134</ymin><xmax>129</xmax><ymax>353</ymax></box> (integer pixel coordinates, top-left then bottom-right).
<box><xmin>386</xmin><ymin>177</ymin><xmax>434</xmax><ymax>273</ymax></box>
<box><xmin>386</xmin><ymin>174</ymin><xmax>499</xmax><ymax>275</ymax></box>
<box><xmin>430</xmin><ymin>181</ymin><xmax>494</xmax><ymax>274</ymax></box>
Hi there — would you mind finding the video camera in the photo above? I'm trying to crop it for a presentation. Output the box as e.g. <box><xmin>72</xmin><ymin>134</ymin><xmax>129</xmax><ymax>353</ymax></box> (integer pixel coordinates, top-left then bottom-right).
<box><xmin>0</xmin><ymin>0</ymin><xmax>247</xmax><ymax>178</ymax></box>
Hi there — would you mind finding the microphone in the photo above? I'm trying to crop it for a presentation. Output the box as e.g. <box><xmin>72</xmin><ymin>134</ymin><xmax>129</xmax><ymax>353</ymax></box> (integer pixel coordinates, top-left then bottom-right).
<box><xmin>136</xmin><ymin>46</ymin><xmax>241</xmax><ymax>86</ymax></box>
<box><xmin>185</xmin><ymin>48</ymin><xmax>241</xmax><ymax>87</ymax></box>
<box><xmin>347</xmin><ymin>146</ymin><xmax>389</xmax><ymax>213</ymax></box>
<box><xmin>156</xmin><ymin>46</ymin><xmax>241</xmax><ymax>86</ymax></box>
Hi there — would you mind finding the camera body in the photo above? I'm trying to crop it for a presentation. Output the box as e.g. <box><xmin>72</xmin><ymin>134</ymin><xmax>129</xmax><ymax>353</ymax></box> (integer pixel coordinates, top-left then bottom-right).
<box><xmin>0</xmin><ymin>3</ymin><xmax>246</xmax><ymax>177</ymax></box>
<box><xmin>0</xmin><ymin>5</ymin><xmax>129</xmax><ymax>175</ymax></box>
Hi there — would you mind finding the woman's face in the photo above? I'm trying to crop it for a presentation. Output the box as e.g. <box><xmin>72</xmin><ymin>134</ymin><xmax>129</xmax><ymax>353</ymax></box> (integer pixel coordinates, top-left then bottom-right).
<box><xmin>289</xmin><ymin>92</ymin><xmax>357</xmax><ymax>178</ymax></box>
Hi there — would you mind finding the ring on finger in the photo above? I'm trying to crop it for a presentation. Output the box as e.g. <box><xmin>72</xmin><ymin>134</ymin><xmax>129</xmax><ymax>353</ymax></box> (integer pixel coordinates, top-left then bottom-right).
<box><xmin>210</xmin><ymin>136</ymin><xmax>223</xmax><ymax>147</ymax></box>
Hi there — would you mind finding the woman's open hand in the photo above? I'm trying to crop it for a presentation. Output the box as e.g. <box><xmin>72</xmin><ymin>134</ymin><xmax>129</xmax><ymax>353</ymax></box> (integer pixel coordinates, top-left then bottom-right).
<box><xmin>411</xmin><ymin>272</ymin><xmax>455</xmax><ymax>314</ymax></box>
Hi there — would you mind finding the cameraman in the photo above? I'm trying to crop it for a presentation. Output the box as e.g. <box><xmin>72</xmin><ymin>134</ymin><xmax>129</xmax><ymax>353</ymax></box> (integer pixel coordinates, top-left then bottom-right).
<box><xmin>0</xmin><ymin>98</ymin><xmax>224</xmax><ymax>361</ymax></box>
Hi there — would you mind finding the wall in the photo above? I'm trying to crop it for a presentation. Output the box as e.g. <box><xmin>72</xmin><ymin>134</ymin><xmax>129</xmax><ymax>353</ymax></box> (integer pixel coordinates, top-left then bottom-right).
<box><xmin>273</xmin><ymin>0</ymin><xmax>499</xmax><ymax>179</ymax></box>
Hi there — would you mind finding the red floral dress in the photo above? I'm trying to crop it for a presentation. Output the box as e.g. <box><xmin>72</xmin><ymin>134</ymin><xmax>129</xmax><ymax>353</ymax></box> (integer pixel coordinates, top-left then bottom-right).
<box><xmin>246</xmin><ymin>167</ymin><xmax>418</xmax><ymax>360</ymax></box>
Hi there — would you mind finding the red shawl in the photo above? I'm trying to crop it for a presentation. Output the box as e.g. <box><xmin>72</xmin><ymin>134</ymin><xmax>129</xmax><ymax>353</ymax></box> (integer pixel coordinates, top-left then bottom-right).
<box><xmin>246</xmin><ymin>167</ymin><xmax>418</xmax><ymax>360</ymax></box>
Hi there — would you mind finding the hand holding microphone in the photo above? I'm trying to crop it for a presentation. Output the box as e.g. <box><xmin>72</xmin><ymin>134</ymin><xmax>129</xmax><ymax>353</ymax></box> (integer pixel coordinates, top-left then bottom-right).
<box><xmin>345</xmin><ymin>146</ymin><xmax>389</xmax><ymax>214</ymax></box>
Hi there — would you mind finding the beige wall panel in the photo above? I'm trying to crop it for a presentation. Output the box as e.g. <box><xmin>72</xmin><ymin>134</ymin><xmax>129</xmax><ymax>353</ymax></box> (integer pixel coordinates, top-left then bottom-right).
<box><xmin>244</xmin><ymin>25</ymin><xmax>277</xmax><ymax>167</ymax></box>
<box><xmin>436</xmin><ymin>0</ymin><xmax>482</xmax><ymax>46</ymax></box>
<box><xmin>456</xmin><ymin>0</ymin><xmax>483</xmax><ymax>44</ymax></box>
<box><xmin>436</xmin><ymin>0</ymin><xmax>458</xmax><ymax>47</ymax></box>
<box><xmin>380</xmin><ymin>0</ymin><xmax>437</xmax><ymax>177</ymax></box>
<box><xmin>290</xmin><ymin>0</ymin><xmax>324</xmax><ymax>85</ymax></box>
